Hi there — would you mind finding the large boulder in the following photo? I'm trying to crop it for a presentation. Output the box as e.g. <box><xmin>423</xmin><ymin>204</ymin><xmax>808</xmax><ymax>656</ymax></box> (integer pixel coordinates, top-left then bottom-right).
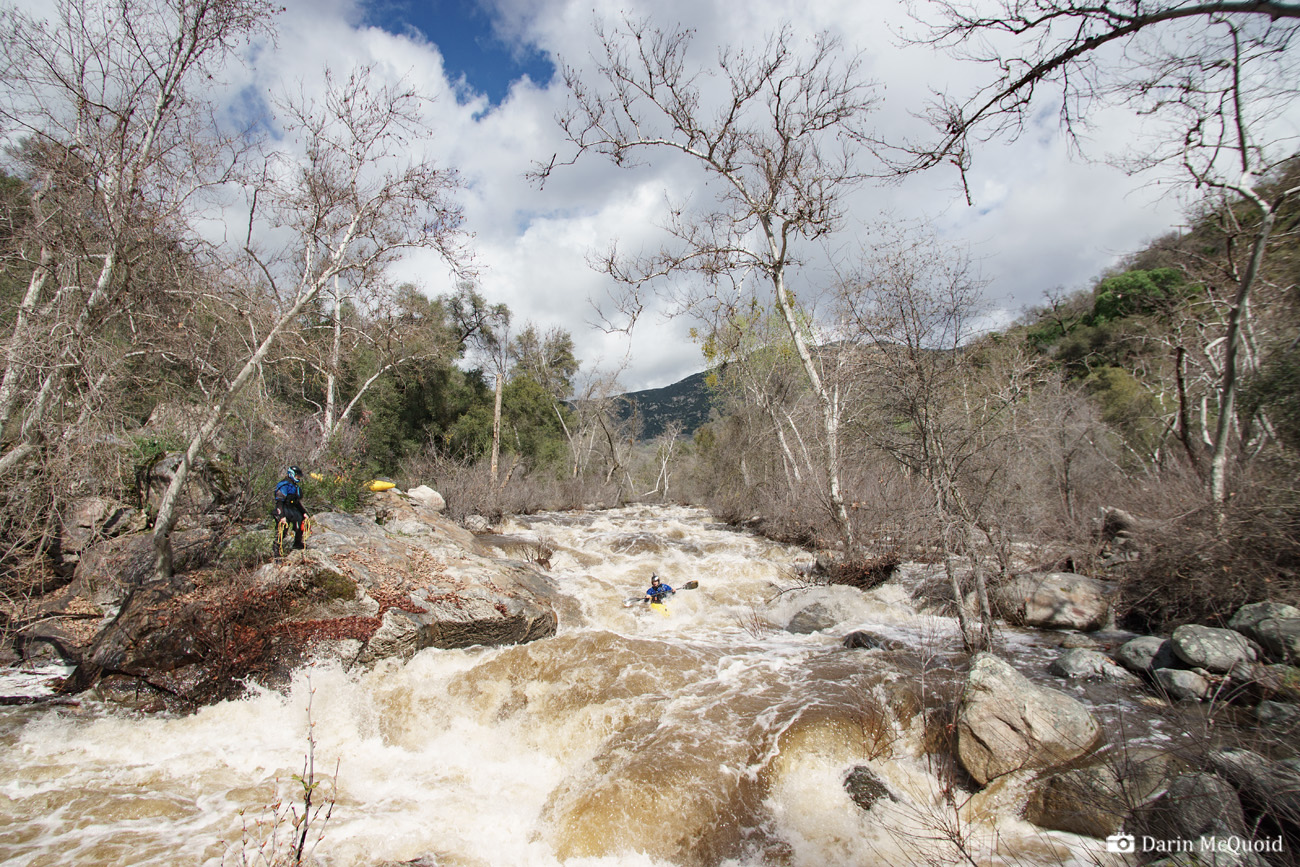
<box><xmin>357</xmin><ymin>559</ymin><xmax>558</xmax><ymax>662</ymax></box>
<box><xmin>54</xmin><ymin>496</ymin><xmax>147</xmax><ymax>578</ymax></box>
<box><xmin>1218</xmin><ymin>661</ymin><xmax>1300</xmax><ymax>706</ymax></box>
<box><xmin>60</xmin><ymin>575</ymin><xmax>202</xmax><ymax>694</ymax></box>
<box><xmin>140</xmin><ymin>452</ymin><xmax>235</xmax><ymax>517</ymax></box>
<box><xmin>1208</xmin><ymin>749</ymin><xmax>1300</xmax><ymax>838</ymax></box>
<box><xmin>956</xmin><ymin>653</ymin><xmax>1103</xmax><ymax>785</ymax></box>
<box><xmin>60</xmin><ymin>500</ymin><xmax>560</xmax><ymax>701</ymax></box>
<box><xmin>990</xmin><ymin>572</ymin><xmax>1115</xmax><ymax>631</ymax></box>
<box><xmin>1229</xmin><ymin>601</ymin><xmax>1300</xmax><ymax>633</ymax></box>
<box><xmin>1115</xmin><ymin>636</ymin><xmax>1179</xmax><ymax>675</ymax></box>
<box><xmin>786</xmin><ymin>602</ymin><xmax>838</xmax><ymax>634</ymax></box>
<box><xmin>1253</xmin><ymin>619</ymin><xmax>1300</xmax><ymax>665</ymax></box>
<box><xmin>406</xmin><ymin>485</ymin><xmax>446</xmax><ymax>513</ymax></box>
<box><xmin>1128</xmin><ymin>773</ymin><xmax>1264</xmax><ymax>865</ymax></box>
<box><xmin>1153</xmin><ymin>668</ymin><xmax>1211</xmax><ymax>702</ymax></box>
<box><xmin>1228</xmin><ymin>602</ymin><xmax>1300</xmax><ymax>664</ymax></box>
<box><xmin>1170</xmin><ymin>624</ymin><xmax>1255</xmax><ymax>673</ymax></box>
<box><xmin>1025</xmin><ymin>747</ymin><xmax>1176</xmax><ymax>838</ymax></box>
<box><xmin>70</xmin><ymin>528</ymin><xmax>220</xmax><ymax>614</ymax></box>
<box><xmin>1255</xmin><ymin>700</ymin><xmax>1300</xmax><ymax>727</ymax></box>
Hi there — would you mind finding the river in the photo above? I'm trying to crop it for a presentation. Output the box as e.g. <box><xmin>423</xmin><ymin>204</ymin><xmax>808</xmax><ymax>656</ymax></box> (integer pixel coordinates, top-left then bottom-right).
<box><xmin>0</xmin><ymin>504</ymin><xmax>1131</xmax><ymax>866</ymax></box>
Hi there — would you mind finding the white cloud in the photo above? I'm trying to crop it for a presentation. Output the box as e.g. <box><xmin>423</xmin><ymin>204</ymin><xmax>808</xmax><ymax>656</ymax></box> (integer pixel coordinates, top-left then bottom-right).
<box><xmin>225</xmin><ymin>0</ymin><xmax>1238</xmax><ymax>391</ymax></box>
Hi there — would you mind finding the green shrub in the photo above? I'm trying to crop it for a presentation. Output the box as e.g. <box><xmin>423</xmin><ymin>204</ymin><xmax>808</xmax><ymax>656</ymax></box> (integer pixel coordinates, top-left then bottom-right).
<box><xmin>219</xmin><ymin>529</ymin><xmax>277</xmax><ymax>569</ymax></box>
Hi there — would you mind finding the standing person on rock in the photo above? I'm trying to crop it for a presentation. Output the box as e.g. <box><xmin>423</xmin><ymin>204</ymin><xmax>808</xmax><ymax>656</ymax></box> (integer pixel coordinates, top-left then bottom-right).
<box><xmin>273</xmin><ymin>466</ymin><xmax>311</xmax><ymax>556</ymax></box>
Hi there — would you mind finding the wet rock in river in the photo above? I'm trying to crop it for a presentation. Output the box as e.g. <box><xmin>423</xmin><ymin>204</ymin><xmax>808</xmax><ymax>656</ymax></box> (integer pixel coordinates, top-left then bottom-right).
<box><xmin>1115</xmin><ymin>636</ymin><xmax>1178</xmax><ymax>675</ymax></box>
<box><xmin>844</xmin><ymin>765</ymin><xmax>897</xmax><ymax>811</ymax></box>
<box><xmin>842</xmin><ymin>630</ymin><xmax>905</xmax><ymax>651</ymax></box>
<box><xmin>957</xmin><ymin>652</ymin><xmax>1103</xmax><ymax>786</ymax></box>
<box><xmin>989</xmin><ymin>572</ymin><xmax>1115</xmax><ymax>632</ymax></box>
<box><xmin>1048</xmin><ymin>648</ymin><xmax>1140</xmax><ymax>684</ymax></box>
<box><xmin>1128</xmin><ymin>773</ymin><xmax>1257</xmax><ymax>861</ymax></box>
<box><xmin>1208</xmin><ymin>748</ymin><xmax>1300</xmax><ymax>839</ymax></box>
<box><xmin>786</xmin><ymin>602</ymin><xmax>838</xmax><ymax>634</ymax></box>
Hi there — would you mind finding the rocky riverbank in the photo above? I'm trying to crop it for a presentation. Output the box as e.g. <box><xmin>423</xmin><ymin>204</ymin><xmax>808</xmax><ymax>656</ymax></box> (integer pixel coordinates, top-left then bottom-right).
<box><xmin>957</xmin><ymin>576</ymin><xmax>1299</xmax><ymax>861</ymax></box>
<box><xmin>8</xmin><ymin>486</ymin><xmax>563</xmax><ymax>706</ymax></box>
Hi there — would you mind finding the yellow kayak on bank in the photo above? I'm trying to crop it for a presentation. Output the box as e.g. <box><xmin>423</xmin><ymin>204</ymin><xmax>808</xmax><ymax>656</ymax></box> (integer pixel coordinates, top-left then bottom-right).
<box><xmin>368</xmin><ymin>480</ymin><xmax>397</xmax><ymax>491</ymax></box>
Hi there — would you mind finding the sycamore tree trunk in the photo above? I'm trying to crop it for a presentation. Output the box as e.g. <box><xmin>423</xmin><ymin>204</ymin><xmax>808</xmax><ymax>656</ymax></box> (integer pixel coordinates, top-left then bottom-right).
<box><xmin>321</xmin><ymin>280</ymin><xmax>343</xmax><ymax>450</ymax></box>
<box><xmin>764</xmin><ymin>222</ymin><xmax>854</xmax><ymax>550</ymax></box>
<box><xmin>1208</xmin><ymin>202</ymin><xmax>1275</xmax><ymax>506</ymax></box>
<box><xmin>491</xmin><ymin>371</ymin><xmax>504</xmax><ymax>481</ymax></box>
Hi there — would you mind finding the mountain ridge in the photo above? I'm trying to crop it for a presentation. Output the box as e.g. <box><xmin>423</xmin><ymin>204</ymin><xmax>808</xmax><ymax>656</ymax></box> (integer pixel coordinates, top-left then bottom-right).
<box><xmin>616</xmin><ymin>369</ymin><xmax>715</xmax><ymax>440</ymax></box>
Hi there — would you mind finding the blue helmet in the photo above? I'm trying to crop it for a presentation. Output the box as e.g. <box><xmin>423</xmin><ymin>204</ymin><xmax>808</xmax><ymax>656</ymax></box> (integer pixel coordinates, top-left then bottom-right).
<box><xmin>286</xmin><ymin>465</ymin><xmax>302</xmax><ymax>481</ymax></box>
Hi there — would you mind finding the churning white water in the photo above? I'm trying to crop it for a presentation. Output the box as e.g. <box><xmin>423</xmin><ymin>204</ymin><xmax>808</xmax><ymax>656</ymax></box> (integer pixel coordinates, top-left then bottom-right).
<box><xmin>0</xmin><ymin>505</ymin><xmax>1121</xmax><ymax>866</ymax></box>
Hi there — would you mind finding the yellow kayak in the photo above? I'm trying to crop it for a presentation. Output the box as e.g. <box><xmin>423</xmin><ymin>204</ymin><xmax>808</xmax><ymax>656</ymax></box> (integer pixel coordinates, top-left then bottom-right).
<box><xmin>368</xmin><ymin>480</ymin><xmax>397</xmax><ymax>492</ymax></box>
<box><xmin>649</xmin><ymin>602</ymin><xmax>670</xmax><ymax>617</ymax></box>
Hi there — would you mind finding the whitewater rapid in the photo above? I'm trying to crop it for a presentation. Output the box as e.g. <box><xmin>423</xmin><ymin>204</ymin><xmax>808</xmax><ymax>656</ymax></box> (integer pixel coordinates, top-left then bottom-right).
<box><xmin>0</xmin><ymin>505</ymin><xmax>1119</xmax><ymax>866</ymax></box>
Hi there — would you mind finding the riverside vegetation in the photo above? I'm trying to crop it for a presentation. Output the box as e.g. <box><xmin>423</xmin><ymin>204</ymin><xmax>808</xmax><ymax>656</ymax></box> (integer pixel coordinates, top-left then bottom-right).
<box><xmin>1</xmin><ymin>1</ymin><xmax>1300</xmax><ymax>865</ymax></box>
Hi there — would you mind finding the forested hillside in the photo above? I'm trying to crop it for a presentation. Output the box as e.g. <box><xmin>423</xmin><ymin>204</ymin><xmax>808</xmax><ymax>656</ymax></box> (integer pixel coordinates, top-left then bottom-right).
<box><xmin>614</xmin><ymin>371</ymin><xmax>715</xmax><ymax>440</ymax></box>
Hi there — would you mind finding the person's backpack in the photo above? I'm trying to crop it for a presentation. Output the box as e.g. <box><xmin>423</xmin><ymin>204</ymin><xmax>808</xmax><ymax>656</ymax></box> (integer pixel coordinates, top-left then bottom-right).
<box><xmin>274</xmin><ymin>478</ymin><xmax>299</xmax><ymax>503</ymax></box>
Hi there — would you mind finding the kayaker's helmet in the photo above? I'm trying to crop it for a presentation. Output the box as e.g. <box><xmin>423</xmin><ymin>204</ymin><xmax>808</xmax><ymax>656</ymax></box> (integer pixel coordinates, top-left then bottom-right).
<box><xmin>650</xmin><ymin>574</ymin><xmax>660</xmax><ymax>586</ymax></box>
<box><xmin>287</xmin><ymin>465</ymin><xmax>302</xmax><ymax>482</ymax></box>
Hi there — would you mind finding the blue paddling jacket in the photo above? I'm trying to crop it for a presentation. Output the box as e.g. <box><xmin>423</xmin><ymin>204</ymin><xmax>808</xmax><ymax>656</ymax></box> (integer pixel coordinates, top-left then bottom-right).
<box><xmin>274</xmin><ymin>478</ymin><xmax>303</xmax><ymax>509</ymax></box>
<box><xmin>646</xmin><ymin>575</ymin><xmax>674</xmax><ymax>601</ymax></box>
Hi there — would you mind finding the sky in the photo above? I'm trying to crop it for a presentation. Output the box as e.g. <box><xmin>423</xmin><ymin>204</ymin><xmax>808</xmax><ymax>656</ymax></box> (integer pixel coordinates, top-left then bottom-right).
<box><xmin>231</xmin><ymin>0</ymin><xmax>1226</xmax><ymax>391</ymax></box>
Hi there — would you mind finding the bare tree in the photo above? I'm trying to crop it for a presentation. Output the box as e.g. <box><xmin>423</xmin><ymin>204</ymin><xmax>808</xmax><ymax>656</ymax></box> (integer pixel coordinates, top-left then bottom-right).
<box><xmin>642</xmin><ymin>419</ymin><xmax>684</xmax><ymax>501</ymax></box>
<box><xmin>0</xmin><ymin>0</ymin><xmax>277</xmax><ymax>474</ymax></box>
<box><xmin>149</xmin><ymin>66</ymin><xmax>468</xmax><ymax>577</ymax></box>
<box><xmin>905</xmin><ymin>0</ymin><xmax>1300</xmax><ymax>505</ymax></box>
<box><xmin>837</xmin><ymin>228</ymin><xmax>1032</xmax><ymax>650</ymax></box>
<box><xmin>566</xmin><ymin>368</ymin><xmax>637</xmax><ymax>495</ymax></box>
<box><xmin>536</xmin><ymin>18</ymin><xmax>878</xmax><ymax>548</ymax></box>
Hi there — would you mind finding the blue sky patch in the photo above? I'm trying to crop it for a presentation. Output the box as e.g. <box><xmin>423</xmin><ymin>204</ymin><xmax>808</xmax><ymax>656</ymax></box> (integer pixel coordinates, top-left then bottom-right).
<box><xmin>365</xmin><ymin>0</ymin><xmax>554</xmax><ymax>105</ymax></box>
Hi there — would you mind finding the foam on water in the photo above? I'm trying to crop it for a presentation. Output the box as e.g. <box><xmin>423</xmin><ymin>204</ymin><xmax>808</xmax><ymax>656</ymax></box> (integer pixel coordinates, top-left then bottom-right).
<box><xmin>0</xmin><ymin>505</ymin><xmax>1123</xmax><ymax>866</ymax></box>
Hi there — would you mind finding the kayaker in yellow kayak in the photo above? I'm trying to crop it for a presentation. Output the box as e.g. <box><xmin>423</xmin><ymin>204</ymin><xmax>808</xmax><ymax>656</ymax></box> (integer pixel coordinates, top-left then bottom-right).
<box><xmin>644</xmin><ymin>573</ymin><xmax>674</xmax><ymax>603</ymax></box>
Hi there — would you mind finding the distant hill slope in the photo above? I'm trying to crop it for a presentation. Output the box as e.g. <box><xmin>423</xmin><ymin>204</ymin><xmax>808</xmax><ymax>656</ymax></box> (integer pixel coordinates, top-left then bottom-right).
<box><xmin>618</xmin><ymin>369</ymin><xmax>715</xmax><ymax>440</ymax></box>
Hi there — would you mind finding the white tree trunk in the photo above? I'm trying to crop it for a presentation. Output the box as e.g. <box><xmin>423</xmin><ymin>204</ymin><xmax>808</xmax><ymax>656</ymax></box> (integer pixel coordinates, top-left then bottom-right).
<box><xmin>766</xmin><ymin>234</ymin><xmax>853</xmax><ymax>548</ymax></box>
<box><xmin>490</xmin><ymin>371</ymin><xmax>504</xmax><ymax>481</ymax></box>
